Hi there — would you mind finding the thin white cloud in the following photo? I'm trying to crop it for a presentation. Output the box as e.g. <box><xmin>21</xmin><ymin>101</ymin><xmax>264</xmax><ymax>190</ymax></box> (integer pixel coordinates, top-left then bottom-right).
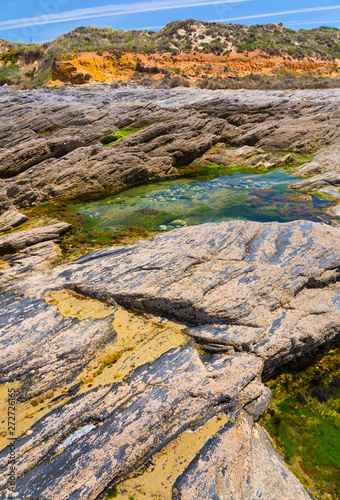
<box><xmin>287</xmin><ymin>19</ymin><xmax>340</xmax><ymax>26</ymax></box>
<box><xmin>216</xmin><ymin>5</ymin><xmax>340</xmax><ymax>22</ymax></box>
<box><xmin>0</xmin><ymin>0</ymin><xmax>251</xmax><ymax>31</ymax></box>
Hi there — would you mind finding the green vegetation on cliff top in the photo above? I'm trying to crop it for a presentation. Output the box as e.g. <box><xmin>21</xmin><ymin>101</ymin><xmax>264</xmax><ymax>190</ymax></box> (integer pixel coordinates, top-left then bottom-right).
<box><xmin>0</xmin><ymin>21</ymin><xmax>340</xmax><ymax>88</ymax></box>
<box><xmin>2</xmin><ymin>21</ymin><xmax>340</xmax><ymax>59</ymax></box>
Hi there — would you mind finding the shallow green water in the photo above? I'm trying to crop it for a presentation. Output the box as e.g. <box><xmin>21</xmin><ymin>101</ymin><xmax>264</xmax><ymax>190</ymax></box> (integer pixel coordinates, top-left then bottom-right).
<box><xmin>71</xmin><ymin>169</ymin><xmax>335</xmax><ymax>232</ymax></box>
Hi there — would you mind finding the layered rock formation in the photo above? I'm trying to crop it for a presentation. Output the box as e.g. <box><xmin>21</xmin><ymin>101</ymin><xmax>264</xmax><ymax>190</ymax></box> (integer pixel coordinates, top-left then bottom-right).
<box><xmin>1</xmin><ymin>217</ymin><xmax>339</xmax><ymax>499</ymax></box>
<box><xmin>0</xmin><ymin>86</ymin><xmax>339</xmax><ymax>499</ymax></box>
<box><xmin>292</xmin><ymin>143</ymin><xmax>340</xmax><ymax>215</ymax></box>
<box><xmin>0</xmin><ymin>221</ymin><xmax>71</xmax><ymax>254</ymax></box>
<box><xmin>49</xmin><ymin>49</ymin><xmax>340</xmax><ymax>85</ymax></box>
<box><xmin>0</xmin><ymin>87</ymin><xmax>339</xmax><ymax>210</ymax></box>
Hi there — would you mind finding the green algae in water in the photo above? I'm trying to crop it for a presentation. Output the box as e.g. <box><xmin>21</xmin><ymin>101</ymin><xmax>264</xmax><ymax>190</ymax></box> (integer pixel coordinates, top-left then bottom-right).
<box><xmin>70</xmin><ymin>169</ymin><xmax>336</xmax><ymax>233</ymax></box>
<box><xmin>262</xmin><ymin>344</ymin><xmax>340</xmax><ymax>499</ymax></box>
<box><xmin>106</xmin><ymin>486</ymin><xmax>119</xmax><ymax>498</ymax></box>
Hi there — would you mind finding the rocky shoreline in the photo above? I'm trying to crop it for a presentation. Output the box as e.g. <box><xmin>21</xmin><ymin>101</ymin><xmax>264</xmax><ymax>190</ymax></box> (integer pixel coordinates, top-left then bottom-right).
<box><xmin>0</xmin><ymin>86</ymin><xmax>339</xmax><ymax>499</ymax></box>
<box><xmin>0</xmin><ymin>87</ymin><xmax>339</xmax><ymax>211</ymax></box>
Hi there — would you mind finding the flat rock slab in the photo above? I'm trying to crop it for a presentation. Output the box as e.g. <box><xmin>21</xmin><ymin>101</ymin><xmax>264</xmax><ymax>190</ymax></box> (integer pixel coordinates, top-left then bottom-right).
<box><xmin>0</xmin><ymin>222</ymin><xmax>71</xmax><ymax>255</ymax></box>
<box><xmin>173</xmin><ymin>410</ymin><xmax>312</xmax><ymax>500</ymax></box>
<box><xmin>0</xmin><ymin>345</ymin><xmax>265</xmax><ymax>499</ymax></box>
<box><xmin>1</xmin><ymin>218</ymin><xmax>333</xmax><ymax>498</ymax></box>
<box><xmin>0</xmin><ymin>136</ymin><xmax>85</xmax><ymax>178</ymax></box>
<box><xmin>0</xmin><ymin>289</ymin><xmax>116</xmax><ymax>398</ymax></box>
<box><xmin>15</xmin><ymin>219</ymin><xmax>339</xmax><ymax>374</ymax></box>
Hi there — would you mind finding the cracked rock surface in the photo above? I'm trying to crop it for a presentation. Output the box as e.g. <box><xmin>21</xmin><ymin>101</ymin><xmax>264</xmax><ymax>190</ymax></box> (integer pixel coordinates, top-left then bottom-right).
<box><xmin>0</xmin><ymin>222</ymin><xmax>71</xmax><ymax>254</ymax></box>
<box><xmin>1</xmin><ymin>86</ymin><xmax>339</xmax><ymax>499</ymax></box>
<box><xmin>15</xmin><ymin>219</ymin><xmax>338</xmax><ymax>375</ymax></box>
<box><xmin>173</xmin><ymin>410</ymin><xmax>312</xmax><ymax>500</ymax></box>
<box><xmin>0</xmin><ymin>87</ymin><xmax>339</xmax><ymax>210</ymax></box>
<box><xmin>1</xmin><ymin>217</ymin><xmax>338</xmax><ymax>498</ymax></box>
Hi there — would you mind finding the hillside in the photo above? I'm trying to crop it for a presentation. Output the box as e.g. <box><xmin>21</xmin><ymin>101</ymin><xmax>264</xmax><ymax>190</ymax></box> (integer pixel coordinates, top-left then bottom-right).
<box><xmin>1</xmin><ymin>20</ymin><xmax>340</xmax><ymax>88</ymax></box>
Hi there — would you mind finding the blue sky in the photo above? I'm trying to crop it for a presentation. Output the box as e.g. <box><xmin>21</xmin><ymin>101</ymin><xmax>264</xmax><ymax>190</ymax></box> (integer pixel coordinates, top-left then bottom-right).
<box><xmin>0</xmin><ymin>0</ymin><xmax>340</xmax><ymax>43</ymax></box>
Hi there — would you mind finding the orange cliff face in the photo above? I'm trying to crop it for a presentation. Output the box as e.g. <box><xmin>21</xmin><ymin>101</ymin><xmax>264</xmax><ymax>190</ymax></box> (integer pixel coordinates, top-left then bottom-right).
<box><xmin>49</xmin><ymin>50</ymin><xmax>340</xmax><ymax>85</ymax></box>
<box><xmin>51</xmin><ymin>52</ymin><xmax>139</xmax><ymax>84</ymax></box>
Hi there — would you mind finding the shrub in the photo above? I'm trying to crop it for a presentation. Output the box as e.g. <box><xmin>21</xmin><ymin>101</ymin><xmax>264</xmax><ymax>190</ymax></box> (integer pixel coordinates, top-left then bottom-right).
<box><xmin>0</xmin><ymin>49</ymin><xmax>18</xmax><ymax>65</ymax></box>
<box><xmin>158</xmin><ymin>76</ymin><xmax>190</xmax><ymax>88</ymax></box>
<box><xmin>0</xmin><ymin>64</ymin><xmax>22</xmax><ymax>85</ymax></box>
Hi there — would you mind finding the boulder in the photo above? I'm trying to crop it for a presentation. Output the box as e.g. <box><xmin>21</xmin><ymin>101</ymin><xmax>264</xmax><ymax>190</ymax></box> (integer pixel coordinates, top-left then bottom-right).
<box><xmin>21</xmin><ymin>219</ymin><xmax>338</xmax><ymax>375</ymax></box>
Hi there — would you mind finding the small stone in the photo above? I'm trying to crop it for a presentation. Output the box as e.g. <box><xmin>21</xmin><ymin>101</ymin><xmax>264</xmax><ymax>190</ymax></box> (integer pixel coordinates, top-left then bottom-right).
<box><xmin>170</xmin><ymin>220</ymin><xmax>187</xmax><ymax>226</ymax></box>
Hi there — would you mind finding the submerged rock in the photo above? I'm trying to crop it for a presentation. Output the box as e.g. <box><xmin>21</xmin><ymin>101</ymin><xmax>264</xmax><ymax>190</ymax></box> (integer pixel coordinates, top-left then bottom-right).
<box><xmin>170</xmin><ymin>219</ymin><xmax>187</xmax><ymax>226</ymax></box>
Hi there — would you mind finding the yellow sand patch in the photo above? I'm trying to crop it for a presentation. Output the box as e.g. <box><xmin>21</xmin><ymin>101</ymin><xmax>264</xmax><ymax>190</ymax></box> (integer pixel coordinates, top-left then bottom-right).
<box><xmin>79</xmin><ymin>306</ymin><xmax>187</xmax><ymax>391</ymax></box>
<box><xmin>0</xmin><ymin>292</ymin><xmax>188</xmax><ymax>452</ymax></box>
<box><xmin>112</xmin><ymin>413</ymin><xmax>228</xmax><ymax>499</ymax></box>
<box><xmin>0</xmin><ymin>381</ymin><xmax>74</xmax><ymax>451</ymax></box>
<box><xmin>45</xmin><ymin>288</ymin><xmax>113</xmax><ymax>320</ymax></box>
<box><xmin>0</xmin><ymin>259</ymin><xmax>10</xmax><ymax>270</ymax></box>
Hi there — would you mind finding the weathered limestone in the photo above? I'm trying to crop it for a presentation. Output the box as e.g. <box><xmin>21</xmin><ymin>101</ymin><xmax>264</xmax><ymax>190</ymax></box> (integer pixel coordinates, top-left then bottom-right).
<box><xmin>0</xmin><ymin>348</ymin><xmax>265</xmax><ymax>499</ymax></box>
<box><xmin>0</xmin><ymin>241</ymin><xmax>62</xmax><ymax>282</ymax></box>
<box><xmin>0</xmin><ymin>136</ymin><xmax>85</xmax><ymax>178</ymax></box>
<box><xmin>16</xmin><ymin>219</ymin><xmax>337</xmax><ymax>374</ymax></box>
<box><xmin>173</xmin><ymin>411</ymin><xmax>312</xmax><ymax>500</ymax></box>
<box><xmin>291</xmin><ymin>142</ymin><xmax>340</xmax><ymax>220</ymax></box>
<box><xmin>0</xmin><ymin>145</ymin><xmax>175</xmax><ymax>210</ymax></box>
<box><xmin>1</xmin><ymin>86</ymin><xmax>339</xmax><ymax>499</ymax></box>
<box><xmin>191</xmin><ymin>143</ymin><xmax>294</xmax><ymax>168</ymax></box>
